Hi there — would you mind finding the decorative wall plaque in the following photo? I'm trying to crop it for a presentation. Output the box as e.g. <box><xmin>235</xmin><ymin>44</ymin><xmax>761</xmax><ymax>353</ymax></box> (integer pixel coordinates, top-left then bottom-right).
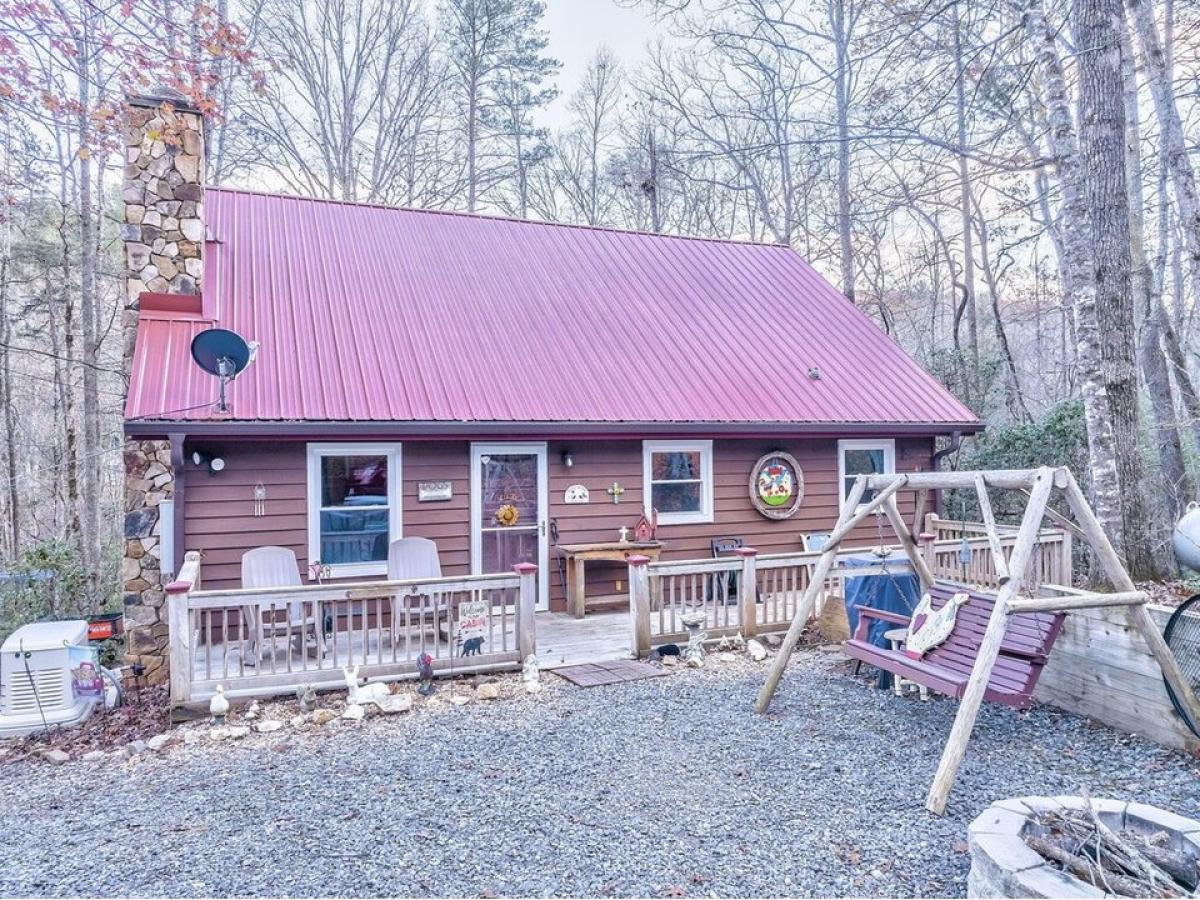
<box><xmin>418</xmin><ymin>480</ymin><xmax>452</xmax><ymax>502</ymax></box>
<box><xmin>564</xmin><ymin>484</ymin><xmax>590</xmax><ymax>504</ymax></box>
<box><xmin>749</xmin><ymin>451</ymin><xmax>804</xmax><ymax>520</ymax></box>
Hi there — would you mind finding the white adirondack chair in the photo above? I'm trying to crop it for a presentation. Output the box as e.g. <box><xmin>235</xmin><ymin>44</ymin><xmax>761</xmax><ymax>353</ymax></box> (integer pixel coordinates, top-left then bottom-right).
<box><xmin>387</xmin><ymin>538</ymin><xmax>449</xmax><ymax>644</ymax></box>
<box><xmin>241</xmin><ymin>546</ymin><xmax>323</xmax><ymax>663</ymax></box>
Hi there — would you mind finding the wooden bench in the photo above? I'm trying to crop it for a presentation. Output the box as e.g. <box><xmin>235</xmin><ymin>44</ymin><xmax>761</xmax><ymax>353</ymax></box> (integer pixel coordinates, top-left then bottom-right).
<box><xmin>842</xmin><ymin>584</ymin><xmax>1066</xmax><ymax>710</ymax></box>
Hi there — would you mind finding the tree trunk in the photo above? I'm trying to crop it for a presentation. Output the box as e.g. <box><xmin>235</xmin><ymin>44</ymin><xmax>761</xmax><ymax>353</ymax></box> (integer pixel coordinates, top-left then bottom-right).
<box><xmin>975</xmin><ymin>200</ymin><xmax>1030</xmax><ymax>420</ymax></box>
<box><xmin>1122</xmin><ymin>15</ymin><xmax>1191</xmax><ymax>532</ymax></box>
<box><xmin>0</xmin><ymin>244</ymin><xmax>17</xmax><ymax>557</ymax></box>
<box><xmin>76</xmin><ymin>28</ymin><xmax>101</xmax><ymax>611</ymax></box>
<box><xmin>832</xmin><ymin>0</ymin><xmax>855</xmax><ymax>303</ymax></box>
<box><xmin>1127</xmin><ymin>0</ymin><xmax>1200</xmax><ymax>331</ymax></box>
<box><xmin>1025</xmin><ymin>0</ymin><xmax>1126</xmax><ymax>560</ymax></box>
<box><xmin>1075</xmin><ymin>0</ymin><xmax>1161</xmax><ymax>577</ymax></box>
<box><xmin>953</xmin><ymin>4</ymin><xmax>980</xmax><ymax>386</ymax></box>
<box><xmin>466</xmin><ymin>73</ymin><xmax>478</xmax><ymax>212</ymax></box>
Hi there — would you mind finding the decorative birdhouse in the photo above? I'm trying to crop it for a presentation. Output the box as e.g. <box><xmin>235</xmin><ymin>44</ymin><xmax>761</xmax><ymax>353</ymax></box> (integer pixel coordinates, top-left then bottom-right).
<box><xmin>634</xmin><ymin>509</ymin><xmax>658</xmax><ymax>542</ymax></box>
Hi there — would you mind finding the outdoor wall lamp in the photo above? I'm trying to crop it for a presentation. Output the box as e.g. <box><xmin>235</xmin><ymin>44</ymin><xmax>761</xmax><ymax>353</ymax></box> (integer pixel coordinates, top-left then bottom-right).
<box><xmin>190</xmin><ymin>450</ymin><xmax>226</xmax><ymax>475</ymax></box>
<box><xmin>561</xmin><ymin>450</ymin><xmax>574</xmax><ymax>469</ymax></box>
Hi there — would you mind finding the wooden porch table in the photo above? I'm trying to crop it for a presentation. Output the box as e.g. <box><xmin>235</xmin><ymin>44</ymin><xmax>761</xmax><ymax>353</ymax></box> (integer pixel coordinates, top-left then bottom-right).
<box><xmin>558</xmin><ymin>541</ymin><xmax>663</xmax><ymax>618</ymax></box>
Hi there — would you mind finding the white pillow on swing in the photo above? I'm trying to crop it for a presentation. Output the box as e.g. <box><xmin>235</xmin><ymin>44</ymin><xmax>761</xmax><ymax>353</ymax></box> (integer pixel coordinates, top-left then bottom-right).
<box><xmin>904</xmin><ymin>591</ymin><xmax>970</xmax><ymax>659</ymax></box>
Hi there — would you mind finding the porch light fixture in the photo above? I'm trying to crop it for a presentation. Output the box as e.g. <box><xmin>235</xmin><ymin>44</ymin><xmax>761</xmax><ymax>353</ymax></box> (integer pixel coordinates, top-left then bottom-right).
<box><xmin>561</xmin><ymin>450</ymin><xmax>574</xmax><ymax>469</ymax></box>
<box><xmin>190</xmin><ymin>450</ymin><xmax>226</xmax><ymax>475</ymax></box>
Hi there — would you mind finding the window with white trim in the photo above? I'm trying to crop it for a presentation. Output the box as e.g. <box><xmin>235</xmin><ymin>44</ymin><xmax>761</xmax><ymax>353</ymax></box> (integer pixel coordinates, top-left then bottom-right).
<box><xmin>837</xmin><ymin>439</ymin><xmax>896</xmax><ymax>510</ymax></box>
<box><xmin>306</xmin><ymin>443</ymin><xmax>402</xmax><ymax>578</ymax></box>
<box><xmin>643</xmin><ymin>440</ymin><xmax>714</xmax><ymax>525</ymax></box>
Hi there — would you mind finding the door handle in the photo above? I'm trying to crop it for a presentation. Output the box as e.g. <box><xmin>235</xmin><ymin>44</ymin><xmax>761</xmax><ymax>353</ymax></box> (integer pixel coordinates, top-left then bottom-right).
<box><xmin>540</xmin><ymin>520</ymin><xmax>546</xmax><ymax>536</ymax></box>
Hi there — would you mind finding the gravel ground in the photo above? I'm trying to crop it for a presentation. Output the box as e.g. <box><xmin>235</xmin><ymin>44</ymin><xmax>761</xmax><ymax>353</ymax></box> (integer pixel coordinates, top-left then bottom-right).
<box><xmin>2</xmin><ymin>650</ymin><xmax>1198</xmax><ymax>898</ymax></box>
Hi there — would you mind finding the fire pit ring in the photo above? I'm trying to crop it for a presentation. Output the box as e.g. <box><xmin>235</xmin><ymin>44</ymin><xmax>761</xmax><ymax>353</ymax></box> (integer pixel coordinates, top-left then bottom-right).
<box><xmin>967</xmin><ymin>796</ymin><xmax>1200</xmax><ymax>898</ymax></box>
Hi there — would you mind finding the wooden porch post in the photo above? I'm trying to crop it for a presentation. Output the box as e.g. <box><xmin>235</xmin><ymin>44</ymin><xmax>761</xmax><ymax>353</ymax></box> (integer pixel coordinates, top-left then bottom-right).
<box><xmin>627</xmin><ymin>555</ymin><xmax>651</xmax><ymax>658</ymax></box>
<box><xmin>514</xmin><ymin>562</ymin><xmax>538</xmax><ymax>660</ymax></box>
<box><xmin>1058</xmin><ymin>529</ymin><xmax>1074</xmax><ymax>584</ymax></box>
<box><xmin>165</xmin><ymin>550</ymin><xmax>202</xmax><ymax>709</ymax></box>
<box><xmin>736</xmin><ymin>547</ymin><xmax>758</xmax><ymax>638</ymax></box>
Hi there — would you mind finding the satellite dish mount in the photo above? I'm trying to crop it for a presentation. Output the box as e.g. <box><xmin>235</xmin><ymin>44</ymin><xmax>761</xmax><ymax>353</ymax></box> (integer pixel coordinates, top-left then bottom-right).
<box><xmin>190</xmin><ymin>328</ymin><xmax>253</xmax><ymax>413</ymax></box>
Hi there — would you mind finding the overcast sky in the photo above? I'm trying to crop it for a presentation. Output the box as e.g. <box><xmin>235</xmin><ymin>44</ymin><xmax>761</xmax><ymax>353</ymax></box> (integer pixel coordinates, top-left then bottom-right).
<box><xmin>542</xmin><ymin>0</ymin><xmax>666</xmax><ymax>128</ymax></box>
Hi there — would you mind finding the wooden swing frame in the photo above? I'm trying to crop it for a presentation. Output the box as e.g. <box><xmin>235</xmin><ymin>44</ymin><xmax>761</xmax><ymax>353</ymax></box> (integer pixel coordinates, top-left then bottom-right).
<box><xmin>755</xmin><ymin>466</ymin><xmax>1200</xmax><ymax>815</ymax></box>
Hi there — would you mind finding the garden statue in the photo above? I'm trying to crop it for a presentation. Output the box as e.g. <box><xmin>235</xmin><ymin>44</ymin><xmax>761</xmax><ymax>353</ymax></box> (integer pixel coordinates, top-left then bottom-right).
<box><xmin>680</xmin><ymin>612</ymin><xmax>707</xmax><ymax>667</ymax></box>
<box><xmin>209</xmin><ymin>685</ymin><xmax>229</xmax><ymax>725</ymax></box>
<box><xmin>343</xmin><ymin>665</ymin><xmax>390</xmax><ymax>705</ymax></box>
<box><xmin>295</xmin><ymin>683</ymin><xmax>316</xmax><ymax>712</ymax></box>
<box><xmin>417</xmin><ymin>652</ymin><xmax>436</xmax><ymax>696</ymax></box>
<box><xmin>522</xmin><ymin>654</ymin><xmax>539</xmax><ymax>684</ymax></box>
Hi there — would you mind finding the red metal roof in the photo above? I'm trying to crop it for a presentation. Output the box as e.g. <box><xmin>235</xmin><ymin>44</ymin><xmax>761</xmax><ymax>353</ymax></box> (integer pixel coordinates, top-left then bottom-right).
<box><xmin>125</xmin><ymin>188</ymin><xmax>979</xmax><ymax>431</ymax></box>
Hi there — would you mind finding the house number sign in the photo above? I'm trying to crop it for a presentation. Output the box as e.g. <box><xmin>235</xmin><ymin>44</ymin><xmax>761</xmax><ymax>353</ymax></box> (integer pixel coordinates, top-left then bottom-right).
<box><xmin>418</xmin><ymin>481</ymin><xmax>453</xmax><ymax>502</ymax></box>
<box><xmin>749</xmin><ymin>451</ymin><xmax>804</xmax><ymax>520</ymax></box>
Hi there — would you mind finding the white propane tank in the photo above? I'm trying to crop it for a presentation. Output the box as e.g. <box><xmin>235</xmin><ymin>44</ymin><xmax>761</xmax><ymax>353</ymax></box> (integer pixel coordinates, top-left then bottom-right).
<box><xmin>1174</xmin><ymin>502</ymin><xmax>1200</xmax><ymax>573</ymax></box>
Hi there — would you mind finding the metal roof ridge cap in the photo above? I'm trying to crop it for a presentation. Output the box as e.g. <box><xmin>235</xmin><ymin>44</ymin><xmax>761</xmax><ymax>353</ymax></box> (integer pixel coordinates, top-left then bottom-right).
<box><xmin>206</xmin><ymin>186</ymin><xmax>799</xmax><ymax>250</ymax></box>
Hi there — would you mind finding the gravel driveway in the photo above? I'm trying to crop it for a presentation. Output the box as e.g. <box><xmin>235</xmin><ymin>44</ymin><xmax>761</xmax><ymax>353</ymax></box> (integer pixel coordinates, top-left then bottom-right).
<box><xmin>2</xmin><ymin>651</ymin><xmax>1198</xmax><ymax>898</ymax></box>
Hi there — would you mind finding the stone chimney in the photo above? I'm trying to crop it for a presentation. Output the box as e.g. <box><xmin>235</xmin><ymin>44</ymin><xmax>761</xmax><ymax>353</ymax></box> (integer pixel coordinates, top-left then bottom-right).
<box><xmin>121</xmin><ymin>93</ymin><xmax>205</xmax><ymax>687</ymax></box>
<box><xmin>122</xmin><ymin>92</ymin><xmax>205</xmax><ymax>364</ymax></box>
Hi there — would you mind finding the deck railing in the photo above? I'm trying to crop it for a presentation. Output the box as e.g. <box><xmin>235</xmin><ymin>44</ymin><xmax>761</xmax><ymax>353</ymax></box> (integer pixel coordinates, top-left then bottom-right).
<box><xmin>921</xmin><ymin>513</ymin><xmax>1073</xmax><ymax>590</ymax></box>
<box><xmin>166</xmin><ymin>552</ymin><xmax>536</xmax><ymax>708</ymax></box>
<box><xmin>626</xmin><ymin>521</ymin><xmax>1073</xmax><ymax>657</ymax></box>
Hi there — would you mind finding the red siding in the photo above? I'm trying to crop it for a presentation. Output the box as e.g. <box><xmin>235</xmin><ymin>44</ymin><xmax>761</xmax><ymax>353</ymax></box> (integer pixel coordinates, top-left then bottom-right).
<box><xmin>183</xmin><ymin>436</ymin><xmax>933</xmax><ymax>610</ymax></box>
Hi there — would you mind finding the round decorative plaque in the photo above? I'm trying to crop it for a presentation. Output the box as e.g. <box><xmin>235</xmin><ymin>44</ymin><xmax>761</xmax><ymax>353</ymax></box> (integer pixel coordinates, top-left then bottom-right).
<box><xmin>749</xmin><ymin>451</ymin><xmax>804</xmax><ymax>520</ymax></box>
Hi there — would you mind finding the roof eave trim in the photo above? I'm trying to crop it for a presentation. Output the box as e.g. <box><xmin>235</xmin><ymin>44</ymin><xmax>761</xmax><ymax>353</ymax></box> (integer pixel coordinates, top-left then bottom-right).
<box><xmin>125</xmin><ymin>419</ymin><xmax>984</xmax><ymax>440</ymax></box>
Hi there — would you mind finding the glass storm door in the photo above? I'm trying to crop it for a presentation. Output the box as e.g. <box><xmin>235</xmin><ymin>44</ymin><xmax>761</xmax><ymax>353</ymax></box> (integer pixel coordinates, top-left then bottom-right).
<box><xmin>471</xmin><ymin>443</ymin><xmax>549</xmax><ymax>610</ymax></box>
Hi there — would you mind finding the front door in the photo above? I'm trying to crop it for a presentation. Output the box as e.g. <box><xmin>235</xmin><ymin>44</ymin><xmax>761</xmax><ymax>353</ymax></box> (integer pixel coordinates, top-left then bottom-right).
<box><xmin>470</xmin><ymin>443</ymin><xmax>549</xmax><ymax>610</ymax></box>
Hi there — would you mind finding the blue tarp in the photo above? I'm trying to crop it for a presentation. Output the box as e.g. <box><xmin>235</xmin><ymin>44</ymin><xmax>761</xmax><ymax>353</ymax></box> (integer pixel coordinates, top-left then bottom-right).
<box><xmin>842</xmin><ymin>551</ymin><xmax>920</xmax><ymax>648</ymax></box>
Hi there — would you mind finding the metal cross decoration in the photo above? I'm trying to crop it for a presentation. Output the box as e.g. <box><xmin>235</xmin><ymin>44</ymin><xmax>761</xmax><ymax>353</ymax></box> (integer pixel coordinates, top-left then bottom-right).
<box><xmin>606</xmin><ymin>481</ymin><xmax>625</xmax><ymax>504</ymax></box>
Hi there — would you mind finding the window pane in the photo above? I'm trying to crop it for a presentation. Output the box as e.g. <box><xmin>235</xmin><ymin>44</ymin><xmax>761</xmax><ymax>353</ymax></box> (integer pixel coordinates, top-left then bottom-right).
<box><xmin>322</xmin><ymin>455</ymin><xmax>388</xmax><ymax>507</ymax></box>
<box><xmin>843</xmin><ymin>446</ymin><xmax>888</xmax><ymax>502</ymax></box>
<box><xmin>480</xmin><ymin>454</ymin><xmax>539</xmax><ymax>527</ymax></box>
<box><xmin>651</xmin><ymin>451</ymin><xmax>700</xmax><ymax>481</ymax></box>
<box><xmin>843</xmin><ymin>448</ymin><xmax>885</xmax><ymax>477</ymax></box>
<box><xmin>481</xmin><ymin>528</ymin><xmax>539</xmax><ymax>574</ymax></box>
<box><xmin>320</xmin><ymin>508</ymin><xmax>389</xmax><ymax>564</ymax></box>
<box><xmin>653</xmin><ymin>480</ymin><xmax>702</xmax><ymax>513</ymax></box>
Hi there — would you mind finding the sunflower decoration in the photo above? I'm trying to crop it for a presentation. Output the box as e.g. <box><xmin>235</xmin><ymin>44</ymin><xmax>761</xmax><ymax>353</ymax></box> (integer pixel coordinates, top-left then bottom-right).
<box><xmin>494</xmin><ymin>503</ymin><xmax>521</xmax><ymax>527</ymax></box>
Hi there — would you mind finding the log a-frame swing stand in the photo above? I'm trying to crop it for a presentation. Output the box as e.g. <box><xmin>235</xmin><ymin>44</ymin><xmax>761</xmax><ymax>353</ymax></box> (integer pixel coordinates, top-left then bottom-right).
<box><xmin>754</xmin><ymin>465</ymin><xmax>1200</xmax><ymax>815</ymax></box>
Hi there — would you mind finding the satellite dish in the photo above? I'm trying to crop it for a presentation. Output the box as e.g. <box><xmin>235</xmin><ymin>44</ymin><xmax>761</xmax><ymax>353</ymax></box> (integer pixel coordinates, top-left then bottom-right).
<box><xmin>190</xmin><ymin>328</ymin><xmax>252</xmax><ymax>413</ymax></box>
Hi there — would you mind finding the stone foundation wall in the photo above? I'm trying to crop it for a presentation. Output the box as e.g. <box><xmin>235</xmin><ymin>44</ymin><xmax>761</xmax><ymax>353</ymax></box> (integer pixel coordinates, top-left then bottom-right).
<box><xmin>123</xmin><ymin>439</ymin><xmax>175</xmax><ymax>684</ymax></box>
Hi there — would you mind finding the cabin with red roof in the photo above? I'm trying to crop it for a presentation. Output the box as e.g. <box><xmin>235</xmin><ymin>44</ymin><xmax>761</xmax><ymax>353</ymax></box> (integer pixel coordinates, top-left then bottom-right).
<box><xmin>120</xmin><ymin>96</ymin><xmax>979</xmax><ymax>692</ymax></box>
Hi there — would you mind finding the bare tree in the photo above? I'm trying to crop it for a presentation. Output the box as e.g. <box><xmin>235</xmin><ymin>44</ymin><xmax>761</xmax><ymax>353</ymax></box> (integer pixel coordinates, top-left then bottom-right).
<box><xmin>236</xmin><ymin>0</ymin><xmax>455</xmax><ymax>205</ymax></box>
<box><xmin>439</xmin><ymin>0</ymin><xmax>558</xmax><ymax>212</ymax></box>
<box><xmin>546</xmin><ymin>47</ymin><xmax>623</xmax><ymax>225</ymax></box>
